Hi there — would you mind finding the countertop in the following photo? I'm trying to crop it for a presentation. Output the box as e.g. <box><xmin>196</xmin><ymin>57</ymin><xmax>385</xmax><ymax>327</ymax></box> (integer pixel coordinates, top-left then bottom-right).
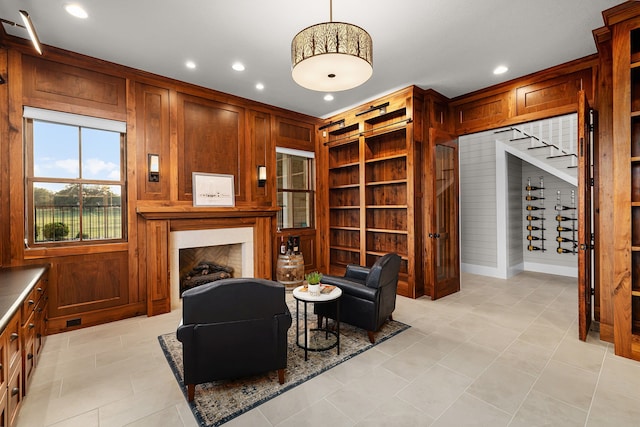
<box><xmin>0</xmin><ymin>265</ymin><xmax>48</xmax><ymax>331</ymax></box>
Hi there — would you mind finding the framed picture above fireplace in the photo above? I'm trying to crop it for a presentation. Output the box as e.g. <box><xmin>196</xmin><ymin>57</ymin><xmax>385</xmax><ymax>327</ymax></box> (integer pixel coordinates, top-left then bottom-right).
<box><xmin>192</xmin><ymin>172</ymin><xmax>235</xmax><ymax>207</ymax></box>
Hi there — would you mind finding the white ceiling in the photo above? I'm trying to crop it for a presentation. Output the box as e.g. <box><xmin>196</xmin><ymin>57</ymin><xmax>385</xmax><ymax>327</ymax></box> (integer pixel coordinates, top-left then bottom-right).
<box><xmin>0</xmin><ymin>0</ymin><xmax>622</xmax><ymax>118</ymax></box>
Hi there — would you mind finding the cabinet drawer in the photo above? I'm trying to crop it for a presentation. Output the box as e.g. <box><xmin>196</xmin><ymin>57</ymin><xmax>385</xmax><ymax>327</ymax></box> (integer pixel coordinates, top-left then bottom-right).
<box><xmin>20</xmin><ymin>287</ymin><xmax>37</xmax><ymax>323</ymax></box>
<box><xmin>7</xmin><ymin>363</ymin><xmax>21</xmax><ymax>427</ymax></box>
<box><xmin>34</xmin><ymin>299</ymin><xmax>48</xmax><ymax>360</ymax></box>
<box><xmin>0</xmin><ymin>387</ymin><xmax>7</xmax><ymax>427</ymax></box>
<box><xmin>6</xmin><ymin>312</ymin><xmax>21</xmax><ymax>376</ymax></box>
<box><xmin>21</xmin><ymin>278</ymin><xmax>47</xmax><ymax>324</ymax></box>
<box><xmin>0</xmin><ymin>329</ymin><xmax>6</xmax><ymax>391</ymax></box>
<box><xmin>22</xmin><ymin>310</ymin><xmax>37</xmax><ymax>393</ymax></box>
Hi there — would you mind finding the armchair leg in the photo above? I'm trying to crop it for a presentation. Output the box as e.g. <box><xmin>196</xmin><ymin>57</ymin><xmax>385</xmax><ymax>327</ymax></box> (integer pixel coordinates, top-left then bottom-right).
<box><xmin>187</xmin><ymin>384</ymin><xmax>195</xmax><ymax>402</ymax></box>
<box><xmin>367</xmin><ymin>331</ymin><xmax>375</xmax><ymax>344</ymax></box>
<box><xmin>317</xmin><ymin>315</ymin><xmax>324</xmax><ymax>328</ymax></box>
<box><xmin>278</xmin><ymin>368</ymin><xmax>285</xmax><ymax>384</ymax></box>
<box><xmin>389</xmin><ymin>313</ymin><xmax>393</xmax><ymax>321</ymax></box>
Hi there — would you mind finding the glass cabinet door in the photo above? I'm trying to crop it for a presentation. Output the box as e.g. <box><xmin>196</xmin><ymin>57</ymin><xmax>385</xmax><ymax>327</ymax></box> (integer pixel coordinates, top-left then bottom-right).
<box><xmin>427</xmin><ymin>129</ymin><xmax>460</xmax><ymax>299</ymax></box>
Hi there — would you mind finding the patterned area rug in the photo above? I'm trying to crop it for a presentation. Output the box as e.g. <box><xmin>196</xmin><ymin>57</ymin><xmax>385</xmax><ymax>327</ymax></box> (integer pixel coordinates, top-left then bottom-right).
<box><xmin>158</xmin><ymin>300</ymin><xmax>410</xmax><ymax>427</ymax></box>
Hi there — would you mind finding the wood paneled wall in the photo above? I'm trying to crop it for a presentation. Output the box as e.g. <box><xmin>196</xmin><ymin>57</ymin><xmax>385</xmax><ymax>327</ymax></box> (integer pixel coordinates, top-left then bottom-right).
<box><xmin>177</xmin><ymin>93</ymin><xmax>246</xmax><ymax>202</ymax></box>
<box><xmin>0</xmin><ymin>40</ymin><xmax>319</xmax><ymax>333</ymax></box>
<box><xmin>450</xmin><ymin>56</ymin><xmax>598</xmax><ymax>135</ymax></box>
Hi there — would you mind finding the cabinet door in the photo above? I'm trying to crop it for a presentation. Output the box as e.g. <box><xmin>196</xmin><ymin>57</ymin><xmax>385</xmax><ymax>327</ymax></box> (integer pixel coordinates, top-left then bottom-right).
<box><xmin>425</xmin><ymin>129</ymin><xmax>460</xmax><ymax>299</ymax></box>
<box><xmin>577</xmin><ymin>91</ymin><xmax>593</xmax><ymax>341</ymax></box>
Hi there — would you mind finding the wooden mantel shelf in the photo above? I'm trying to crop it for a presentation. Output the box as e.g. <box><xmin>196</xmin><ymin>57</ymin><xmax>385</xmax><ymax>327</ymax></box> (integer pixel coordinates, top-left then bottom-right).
<box><xmin>136</xmin><ymin>205</ymin><xmax>279</xmax><ymax>220</ymax></box>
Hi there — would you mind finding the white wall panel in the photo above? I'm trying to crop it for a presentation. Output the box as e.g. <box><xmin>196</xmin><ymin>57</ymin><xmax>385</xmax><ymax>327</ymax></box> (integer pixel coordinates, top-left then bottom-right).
<box><xmin>458</xmin><ymin>114</ymin><xmax>577</xmax><ymax>279</ymax></box>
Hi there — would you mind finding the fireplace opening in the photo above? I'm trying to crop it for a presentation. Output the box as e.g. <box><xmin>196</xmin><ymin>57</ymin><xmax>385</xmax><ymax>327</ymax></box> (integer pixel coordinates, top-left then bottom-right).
<box><xmin>170</xmin><ymin>226</ymin><xmax>255</xmax><ymax>309</ymax></box>
<box><xmin>179</xmin><ymin>244</ymin><xmax>242</xmax><ymax>294</ymax></box>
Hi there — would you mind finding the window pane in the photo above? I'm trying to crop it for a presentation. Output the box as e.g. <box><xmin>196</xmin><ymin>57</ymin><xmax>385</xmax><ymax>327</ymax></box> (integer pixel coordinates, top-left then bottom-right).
<box><xmin>289</xmin><ymin>156</ymin><xmax>309</xmax><ymax>190</ymax></box>
<box><xmin>276</xmin><ymin>151</ymin><xmax>314</xmax><ymax>230</ymax></box>
<box><xmin>82</xmin><ymin>185</ymin><xmax>122</xmax><ymax>240</ymax></box>
<box><xmin>276</xmin><ymin>153</ymin><xmax>284</xmax><ymax>189</ymax></box>
<box><xmin>291</xmin><ymin>192</ymin><xmax>311</xmax><ymax>227</ymax></box>
<box><xmin>33</xmin><ymin>121</ymin><xmax>79</xmax><ymax>179</ymax></box>
<box><xmin>276</xmin><ymin>153</ymin><xmax>310</xmax><ymax>190</ymax></box>
<box><xmin>28</xmin><ymin>114</ymin><xmax>126</xmax><ymax>246</ymax></box>
<box><xmin>81</xmin><ymin>128</ymin><xmax>122</xmax><ymax>180</ymax></box>
<box><xmin>33</xmin><ymin>182</ymin><xmax>80</xmax><ymax>242</ymax></box>
<box><xmin>277</xmin><ymin>191</ymin><xmax>312</xmax><ymax>229</ymax></box>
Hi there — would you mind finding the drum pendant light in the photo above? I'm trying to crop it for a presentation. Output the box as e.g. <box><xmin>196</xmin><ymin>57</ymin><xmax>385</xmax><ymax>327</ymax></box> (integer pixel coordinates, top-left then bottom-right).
<box><xmin>291</xmin><ymin>0</ymin><xmax>372</xmax><ymax>92</ymax></box>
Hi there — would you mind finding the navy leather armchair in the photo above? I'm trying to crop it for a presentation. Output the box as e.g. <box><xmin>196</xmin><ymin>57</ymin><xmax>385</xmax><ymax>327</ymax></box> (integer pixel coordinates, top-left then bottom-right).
<box><xmin>315</xmin><ymin>253</ymin><xmax>401</xmax><ymax>343</ymax></box>
<box><xmin>176</xmin><ymin>278</ymin><xmax>292</xmax><ymax>401</ymax></box>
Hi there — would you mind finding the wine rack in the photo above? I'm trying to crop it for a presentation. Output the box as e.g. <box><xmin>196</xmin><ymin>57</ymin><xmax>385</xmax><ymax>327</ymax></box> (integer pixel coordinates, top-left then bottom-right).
<box><xmin>525</xmin><ymin>177</ymin><xmax>545</xmax><ymax>251</ymax></box>
<box><xmin>555</xmin><ymin>189</ymin><xmax>577</xmax><ymax>254</ymax></box>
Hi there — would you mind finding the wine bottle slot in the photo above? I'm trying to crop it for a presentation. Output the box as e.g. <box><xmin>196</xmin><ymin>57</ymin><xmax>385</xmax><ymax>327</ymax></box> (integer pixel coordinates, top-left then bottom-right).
<box><xmin>556</xmin><ymin>226</ymin><xmax>575</xmax><ymax>232</ymax></box>
<box><xmin>525</xmin><ymin>186</ymin><xmax>544</xmax><ymax>191</ymax></box>
<box><xmin>556</xmin><ymin>215</ymin><xmax>575</xmax><ymax>222</ymax></box>
<box><xmin>557</xmin><ymin>247</ymin><xmax>575</xmax><ymax>254</ymax></box>
<box><xmin>526</xmin><ymin>215</ymin><xmax>543</xmax><ymax>221</ymax></box>
<box><xmin>528</xmin><ymin>245</ymin><xmax>544</xmax><ymax>251</ymax></box>
<box><xmin>525</xmin><ymin>195</ymin><xmax>544</xmax><ymax>201</ymax></box>
<box><xmin>526</xmin><ymin>205</ymin><xmax>545</xmax><ymax>211</ymax></box>
<box><xmin>526</xmin><ymin>225</ymin><xmax>545</xmax><ymax>231</ymax></box>
<box><xmin>555</xmin><ymin>205</ymin><xmax>576</xmax><ymax>211</ymax></box>
<box><xmin>556</xmin><ymin>236</ymin><xmax>577</xmax><ymax>243</ymax></box>
<box><xmin>526</xmin><ymin>235</ymin><xmax>545</xmax><ymax>241</ymax></box>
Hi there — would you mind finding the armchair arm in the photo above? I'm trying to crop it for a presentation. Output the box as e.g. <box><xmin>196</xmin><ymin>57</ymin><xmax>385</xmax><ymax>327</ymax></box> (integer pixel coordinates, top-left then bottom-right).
<box><xmin>321</xmin><ymin>275</ymin><xmax>377</xmax><ymax>300</ymax></box>
<box><xmin>344</xmin><ymin>264</ymin><xmax>370</xmax><ymax>282</ymax></box>
<box><xmin>176</xmin><ymin>324</ymin><xmax>195</xmax><ymax>346</ymax></box>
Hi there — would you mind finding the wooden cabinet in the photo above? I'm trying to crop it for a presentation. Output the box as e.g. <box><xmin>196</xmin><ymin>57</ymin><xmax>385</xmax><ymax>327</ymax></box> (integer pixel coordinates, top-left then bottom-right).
<box><xmin>322</xmin><ymin>86</ymin><xmax>459</xmax><ymax>299</ymax></box>
<box><xmin>21</xmin><ymin>275</ymin><xmax>47</xmax><ymax>394</ymax></box>
<box><xmin>0</xmin><ymin>326</ymin><xmax>7</xmax><ymax>427</ymax></box>
<box><xmin>5</xmin><ymin>311</ymin><xmax>21</xmax><ymax>427</ymax></box>
<box><xmin>0</xmin><ymin>267</ymin><xmax>48</xmax><ymax>426</ymax></box>
<box><xmin>607</xmin><ymin>2</ymin><xmax>640</xmax><ymax>361</ymax></box>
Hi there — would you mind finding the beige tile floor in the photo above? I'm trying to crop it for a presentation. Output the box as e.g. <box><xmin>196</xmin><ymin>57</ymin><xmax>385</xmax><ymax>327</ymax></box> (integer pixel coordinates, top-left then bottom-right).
<box><xmin>15</xmin><ymin>272</ymin><xmax>640</xmax><ymax>426</ymax></box>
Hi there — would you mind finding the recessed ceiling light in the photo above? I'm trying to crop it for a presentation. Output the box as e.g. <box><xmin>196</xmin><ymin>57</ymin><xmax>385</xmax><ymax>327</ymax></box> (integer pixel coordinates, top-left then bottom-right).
<box><xmin>493</xmin><ymin>65</ymin><xmax>509</xmax><ymax>75</ymax></box>
<box><xmin>65</xmin><ymin>4</ymin><xmax>88</xmax><ymax>19</ymax></box>
<box><xmin>232</xmin><ymin>62</ymin><xmax>245</xmax><ymax>72</ymax></box>
<box><xmin>256</xmin><ymin>83</ymin><xmax>264</xmax><ymax>90</ymax></box>
<box><xmin>324</xmin><ymin>94</ymin><xmax>334</xmax><ymax>101</ymax></box>
<box><xmin>185</xmin><ymin>61</ymin><xmax>196</xmax><ymax>69</ymax></box>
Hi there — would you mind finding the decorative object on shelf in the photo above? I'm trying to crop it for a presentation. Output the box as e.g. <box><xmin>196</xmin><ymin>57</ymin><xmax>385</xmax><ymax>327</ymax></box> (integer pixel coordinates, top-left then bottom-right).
<box><xmin>192</xmin><ymin>172</ymin><xmax>235</xmax><ymax>207</ymax></box>
<box><xmin>305</xmin><ymin>271</ymin><xmax>323</xmax><ymax>296</ymax></box>
<box><xmin>525</xmin><ymin>177</ymin><xmax>545</xmax><ymax>251</ymax></box>
<box><xmin>291</xmin><ymin>0</ymin><xmax>373</xmax><ymax>92</ymax></box>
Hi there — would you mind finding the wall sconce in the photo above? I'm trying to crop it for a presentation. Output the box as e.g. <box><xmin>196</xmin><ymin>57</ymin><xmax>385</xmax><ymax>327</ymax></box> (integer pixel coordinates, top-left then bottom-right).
<box><xmin>148</xmin><ymin>154</ymin><xmax>159</xmax><ymax>182</ymax></box>
<box><xmin>257</xmin><ymin>165</ymin><xmax>267</xmax><ymax>187</ymax></box>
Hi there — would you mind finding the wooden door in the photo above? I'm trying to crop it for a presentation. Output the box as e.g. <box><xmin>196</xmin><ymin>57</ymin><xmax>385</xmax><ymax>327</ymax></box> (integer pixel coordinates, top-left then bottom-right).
<box><xmin>426</xmin><ymin>129</ymin><xmax>460</xmax><ymax>299</ymax></box>
<box><xmin>577</xmin><ymin>90</ymin><xmax>593</xmax><ymax>341</ymax></box>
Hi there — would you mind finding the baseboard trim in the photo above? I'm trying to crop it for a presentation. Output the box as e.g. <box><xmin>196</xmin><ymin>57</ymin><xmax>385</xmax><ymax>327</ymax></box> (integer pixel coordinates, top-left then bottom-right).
<box><xmin>47</xmin><ymin>302</ymin><xmax>146</xmax><ymax>335</ymax></box>
<box><xmin>462</xmin><ymin>262</ymin><xmax>577</xmax><ymax>279</ymax></box>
